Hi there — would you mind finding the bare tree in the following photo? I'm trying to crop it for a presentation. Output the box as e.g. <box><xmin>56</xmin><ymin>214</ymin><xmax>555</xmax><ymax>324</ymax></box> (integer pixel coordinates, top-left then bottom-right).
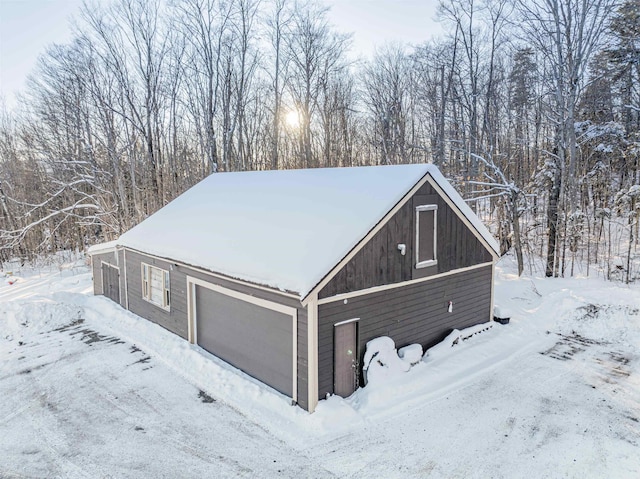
<box><xmin>362</xmin><ymin>45</ymin><xmax>411</xmax><ymax>165</ymax></box>
<box><xmin>285</xmin><ymin>1</ymin><xmax>349</xmax><ymax>168</ymax></box>
<box><xmin>173</xmin><ymin>0</ymin><xmax>234</xmax><ymax>173</ymax></box>
<box><xmin>264</xmin><ymin>0</ymin><xmax>291</xmax><ymax>170</ymax></box>
<box><xmin>411</xmin><ymin>39</ymin><xmax>460</xmax><ymax>168</ymax></box>
<box><xmin>518</xmin><ymin>0</ymin><xmax>615</xmax><ymax>276</ymax></box>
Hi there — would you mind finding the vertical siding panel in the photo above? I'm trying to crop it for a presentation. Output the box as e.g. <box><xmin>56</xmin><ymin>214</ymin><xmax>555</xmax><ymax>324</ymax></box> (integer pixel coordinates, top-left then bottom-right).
<box><xmin>376</xmin><ymin>233</ymin><xmax>388</xmax><ymax>285</ymax></box>
<box><xmin>451</xmin><ymin>202</ymin><xmax>458</xmax><ymax>271</ymax></box>
<box><xmin>386</xmin><ymin>213</ymin><xmax>400</xmax><ymax>283</ymax></box>
<box><xmin>461</xmin><ymin>216</ymin><xmax>469</xmax><ymax>267</ymax></box>
<box><xmin>363</xmin><ymin>235</ymin><xmax>372</xmax><ymax>290</ymax></box>
<box><xmin>345</xmin><ymin>253</ymin><xmax>356</xmax><ymax>292</ymax></box>
<box><xmin>450</xmin><ymin>206</ymin><xmax>458</xmax><ymax>272</ymax></box>
<box><xmin>386</xmin><ymin>214</ymin><xmax>395</xmax><ymax>283</ymax></box>
<box><xmin>319</xmin><ymin>180</ymin><xmax>495</xmax><ymax>299</ymax></box>
<box><xmin>439</xmin><ymin>200</ymin><xmax>448</xmax><ymax>271</ymax></box>
<box><xmin>333</xmin><ymin>268</ymin><xmax>346</xmax><ymax>298</ymax></box>
<box><xmin>365</xmin><ymin>232</ymin><xmax>377</xmax><ymax>289</ymax></box>
<box><xmin>125</xmin><ymin>251</ymin><xmax>187</xmax><ymax>339</ymax></box>
<box><xmin>354</xmin><ymin>249</ymin><xmax>364</xmax><ymax>292</ymax></box>
<box><xmin>401</xmin><ymin>202</ymin><xmax>413</xmax><ymax>281</ymax></box>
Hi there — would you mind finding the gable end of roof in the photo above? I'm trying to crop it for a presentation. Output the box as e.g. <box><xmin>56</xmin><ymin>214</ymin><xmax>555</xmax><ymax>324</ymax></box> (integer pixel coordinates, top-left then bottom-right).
<box><xmin>301</xmin><ymin>168</ymin><xmax>499</xmax><ymax>304</ymax></box>
<box><xmin>301</xmin><ymin>170</ymin><xmax>433</xmax><ymax>303</ymax></box>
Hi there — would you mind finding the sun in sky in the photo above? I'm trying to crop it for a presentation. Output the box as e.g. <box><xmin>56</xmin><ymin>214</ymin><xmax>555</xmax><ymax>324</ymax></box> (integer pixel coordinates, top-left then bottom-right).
<box><xmin>284</xmin><ymin>109</ymin><xmax>301</xmax><ymax>129</ymax></box>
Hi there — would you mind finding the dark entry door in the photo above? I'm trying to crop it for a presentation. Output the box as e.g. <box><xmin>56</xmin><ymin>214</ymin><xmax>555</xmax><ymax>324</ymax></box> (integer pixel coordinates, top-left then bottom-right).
<box><xmin>334</xmin><ymin>321</ymin><xmax>358</xmax><ymax>397</ymax></box>
<box><xmin>101</xmin><ymin>263</ymin><xmax>120</xmax><ymax>304</ymax></box>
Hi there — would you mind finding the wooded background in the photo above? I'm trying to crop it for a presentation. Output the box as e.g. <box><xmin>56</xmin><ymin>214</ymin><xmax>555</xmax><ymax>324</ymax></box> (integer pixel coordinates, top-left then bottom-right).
<box><xmin>1</xmin><ymin>0</ymin><xmax>639</xmax><ymax>281</ymax></box>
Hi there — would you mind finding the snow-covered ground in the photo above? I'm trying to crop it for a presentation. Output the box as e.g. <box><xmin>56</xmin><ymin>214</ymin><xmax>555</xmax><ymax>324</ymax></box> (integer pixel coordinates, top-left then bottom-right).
<box><xmin>1</xmin><ymin>255</ymin><xmax>639</xmax><ymax>478</ymax></box>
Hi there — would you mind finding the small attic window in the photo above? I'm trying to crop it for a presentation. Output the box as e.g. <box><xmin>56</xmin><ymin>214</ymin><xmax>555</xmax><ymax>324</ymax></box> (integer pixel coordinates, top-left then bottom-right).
<box><xmin>142</xmin><ymin>263</ymin><xmax>170</xmax><ymax>310</ymax></box>
<box><xmin>416</xmin><ymin>205</ymin><xmax>437</xmax><ymax>268</ymax></box>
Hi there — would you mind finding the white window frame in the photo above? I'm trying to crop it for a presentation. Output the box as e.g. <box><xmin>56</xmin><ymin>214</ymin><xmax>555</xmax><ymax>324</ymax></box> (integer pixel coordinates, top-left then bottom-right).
<box><xmin>141</xmin><ymin>262</ymin><xmax>170</xmax><ymax>310</ymax></box>
<box><xmin>415</xmin><ymin>204</ymin><xmax>438</xmax><ymax>269</ymax></box>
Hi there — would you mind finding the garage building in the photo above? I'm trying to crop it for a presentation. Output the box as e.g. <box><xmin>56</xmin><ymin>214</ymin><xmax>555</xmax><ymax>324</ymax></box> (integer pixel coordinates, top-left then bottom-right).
<box><xmin>89</xmin><ymin>164</ymin><xmax>499</xmax><ymax>412</ymax></box>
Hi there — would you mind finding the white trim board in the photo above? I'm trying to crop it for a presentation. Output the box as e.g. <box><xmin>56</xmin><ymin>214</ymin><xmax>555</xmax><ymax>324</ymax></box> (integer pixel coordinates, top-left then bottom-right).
<box><xmin>415</xmin><ymin>204</ymin><xmax>438</xmax><ymax>269</ymax></box>
<box><xmin>141</xmin><ymin>262</ymin><xmax>171</xmax><ymax>311</ymax></box>
<box><xmin>123</xmin><ymin>248</ymin><xmax>129</xmax><ymax>309</ymax></box>
<box><xmin>87</xmin><ymin>240</ymin><xmax>118</xmax><ymax>256</ymax></box>
<box><xmin>317</xmin><ymin>261</ymin><xmax>494</xmax><ymax>305</ymax></box>
<box><xmin>186</xmin><ymin>275</ymin><xmax>298</xmax><ymax>406</ymax></box>
<box><xmin>333</xmin><ymin>317</ymin><xmax>360</xmax><ymax>327</ymax></box>
<box><xmin>307</xmin><ymin>294</ymin><xmax>319</xmax><ymax>413</ymax></box>
<box><xmin>99</xmin><ymin>260</ymin><xmax>119</xmax><ymax>271</ymax></box>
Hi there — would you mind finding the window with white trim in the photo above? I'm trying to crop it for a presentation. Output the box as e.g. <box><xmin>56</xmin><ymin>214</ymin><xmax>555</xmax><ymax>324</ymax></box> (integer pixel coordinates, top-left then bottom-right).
<box><xmin>416</xmin><ymin>204</ymin><xmax>437</xmax><ymax>268</ymax></box>
<box><xmin>142</xmin><ymin>263</ymin><xmax>170</xmax><ymax>310</ymax></box>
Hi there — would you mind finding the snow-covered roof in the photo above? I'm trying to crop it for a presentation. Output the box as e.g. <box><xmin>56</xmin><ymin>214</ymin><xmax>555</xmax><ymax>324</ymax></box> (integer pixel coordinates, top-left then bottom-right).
<box><xmin>117</xmin><ymin>165</ymin><xmax>498</xmax><ymax>297</ymax></box>
<box><xmin>87</xmin><ymin>240</ymin><xmax>119</xmax><ymax>255</ymax></box>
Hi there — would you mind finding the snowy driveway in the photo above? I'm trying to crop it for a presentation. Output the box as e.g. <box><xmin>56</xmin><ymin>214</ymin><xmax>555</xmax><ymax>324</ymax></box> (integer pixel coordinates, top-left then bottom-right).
<box><xmin>309</xmin><ymin>329</ymin><xmax>639</xmax><ymax>478</ymax></box>
<box><xmin>0</xmin><ymin>299</ymin><xmax>331</xmax><ymax>478</ymax></box>
<box><xmin>1</xmin><ymin>260</ymin><xmax>639</xmax><ymax>478</ymax></box>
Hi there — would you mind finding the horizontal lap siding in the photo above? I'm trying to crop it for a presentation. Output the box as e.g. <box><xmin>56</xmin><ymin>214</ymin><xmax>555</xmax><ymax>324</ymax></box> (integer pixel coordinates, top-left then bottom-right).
<box><xmin>123</xmin><ymin>249</ymin><xmax>309</xmax><ymax>410</ymax></box>
<box><xmin>319</xmin><ymin>182</ymin><xmax>494</xmax><ymax>299</ymax></box>
<box><xmin>125</xmin><ymin>250</ymin><xmax>188</xmax><ymax>339</ymax></box>
<box><xmin>317</xmin><ymin>264</ymin><xmax>493</xmax><ymax>399</ymax></box>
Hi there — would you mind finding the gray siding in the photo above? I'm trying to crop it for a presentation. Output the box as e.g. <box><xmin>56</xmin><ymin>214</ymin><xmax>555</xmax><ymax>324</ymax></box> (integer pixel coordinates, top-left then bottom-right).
<box><xmin>319</xmin><ymin>182</ymin><xmax>494</xmax><ymax>299</ymax></box>
<box><xmin>297</xmin><ymin>306</ymin><xmax>308</xmax><ymax>409</ymax></box>
<box><xmin>122</xmin><ymin>248</ymin><xmax>309</xmax><ymax>410</ymax></box>
<box><xmin>102</xmin><ymin>263</ymin><xmax>121</xmax><ymax>304</ymax></box>
<box><xmin>125</xmin><ymin>250</ymin><xmax>188</xmax><ymax>339</ymax></box>
<box><xmin>91</xmin><ymin>250</ymin><xmax>118</xmax><ymax>297</ymax></box>
<box><xmin>317</xmin><ymin>264</ymin><xmax>493</xmax><ymax>399</ymax></box>
<box><xmin>91</xmin><ymin>255</ymin><xmax>103</xmax><ymax>296</ymax></box>
<box><xmin>117</xmin><ymin>249</ymin><xmax>126</xmax><ymax>307</ymax></box>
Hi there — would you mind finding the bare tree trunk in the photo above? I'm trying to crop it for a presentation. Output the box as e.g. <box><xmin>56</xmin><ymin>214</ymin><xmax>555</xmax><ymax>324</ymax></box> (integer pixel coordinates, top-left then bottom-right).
<box><xmin>626</xmin><ymin>196</ymin><xmax>636</xmax><ymax>283</ymax></box>
<box><xmin>546</xmin><ymin>164</ymin><xmax>561</xmax><ymax>277</ymax></box>
<box><xmin>268</xmin><ymin>0</ymin><xmax>289</xmax><ymax>170</ymax></box>
<box><xmin>511</xmin><ymin>192</ymin><xmax>524</xmax><ymax>276</ymax></box>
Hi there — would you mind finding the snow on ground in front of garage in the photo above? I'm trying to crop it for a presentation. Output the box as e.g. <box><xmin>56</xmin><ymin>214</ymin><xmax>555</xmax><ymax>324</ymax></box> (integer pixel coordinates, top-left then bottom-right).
<box><xmin>1</xmin><ymin>254</ymin><xmax>639</xmax><ymax>478</ymax></box>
